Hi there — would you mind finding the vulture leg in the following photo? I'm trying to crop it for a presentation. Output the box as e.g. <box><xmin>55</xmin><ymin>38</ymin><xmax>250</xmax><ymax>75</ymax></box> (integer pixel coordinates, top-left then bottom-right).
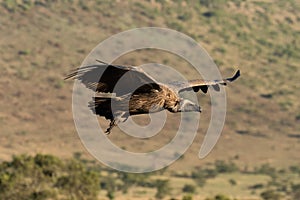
<box><xmin>105</xmin><ymin>111</ymin><xmax>127</xmax><ymax>135</ymax></box>
<box><xmin>105</xmin><ymin>119</ymin><xmax>116</xmax><ymax>135</ymax></box>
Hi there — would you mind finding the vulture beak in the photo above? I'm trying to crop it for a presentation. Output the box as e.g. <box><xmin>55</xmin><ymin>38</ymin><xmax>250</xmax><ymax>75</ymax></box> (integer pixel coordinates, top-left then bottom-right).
<box><xmin>180</xmin><ymin>99</ymin><xmax>202</xmax><ymax>112</ymax></box>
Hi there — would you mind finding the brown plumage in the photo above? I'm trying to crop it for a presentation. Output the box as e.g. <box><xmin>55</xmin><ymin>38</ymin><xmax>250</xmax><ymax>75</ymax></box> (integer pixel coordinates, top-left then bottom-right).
<box><xmin>65</xmin><ymin>60</ymin><xmax>240</xmax><ymax>134</ymax></box>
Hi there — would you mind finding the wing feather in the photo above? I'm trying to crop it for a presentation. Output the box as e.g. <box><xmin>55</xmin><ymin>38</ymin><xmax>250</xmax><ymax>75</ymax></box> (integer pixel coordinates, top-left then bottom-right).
<box><xmin>65</xmin><ymin>63</ymin><xmax>161</xmax><ymax>95</ymax></box>
<box><xmin>169</xmin><ymin>70</ymin><xmax>240</xmax><ymax>94</ymax></box>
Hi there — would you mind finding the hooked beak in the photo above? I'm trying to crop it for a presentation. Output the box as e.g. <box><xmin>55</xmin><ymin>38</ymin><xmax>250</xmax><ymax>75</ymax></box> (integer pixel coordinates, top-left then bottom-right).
<box><xmin>180</xmin><ymin>99</ymin><xmax>202</xmax><ymax>112</ymax></box>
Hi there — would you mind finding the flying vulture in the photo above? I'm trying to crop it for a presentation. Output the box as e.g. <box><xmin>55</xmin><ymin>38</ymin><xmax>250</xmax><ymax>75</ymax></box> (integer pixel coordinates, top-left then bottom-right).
<box><xmin>65</xmin><ymin>60</ymin><xmax>240</xmax><ymax>134</ymax></box>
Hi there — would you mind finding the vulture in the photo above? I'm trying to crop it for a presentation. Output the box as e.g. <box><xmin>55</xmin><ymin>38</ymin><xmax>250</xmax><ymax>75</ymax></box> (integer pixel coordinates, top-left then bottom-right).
<box><xmin>65</xmin><ymin>60</ymin><xmax>240</xmax><ymax>134</ymax></box>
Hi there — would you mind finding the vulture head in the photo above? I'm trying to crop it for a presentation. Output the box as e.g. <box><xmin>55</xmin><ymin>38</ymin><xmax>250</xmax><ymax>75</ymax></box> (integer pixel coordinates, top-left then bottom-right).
<box><xmin>179</xmin><ymin>99</ymin><xmax>202</xmax><ymax>113</ymax></box>
<box><xmin>165</xmin><ymin>98</ymin><xmax>201</xmax><ymax>113</ymax></box>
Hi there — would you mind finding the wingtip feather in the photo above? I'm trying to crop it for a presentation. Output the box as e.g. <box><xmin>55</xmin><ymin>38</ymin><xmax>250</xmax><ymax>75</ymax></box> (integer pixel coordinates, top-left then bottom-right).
<box><xmin>227</xmin><ymin>69</ymin><xmax>240</xmax><ymax>82</ymax></box>
<box><xmin>96</xmin><ymin>59</ymin><xmax>109</xmax><ymax>65</ymax></box>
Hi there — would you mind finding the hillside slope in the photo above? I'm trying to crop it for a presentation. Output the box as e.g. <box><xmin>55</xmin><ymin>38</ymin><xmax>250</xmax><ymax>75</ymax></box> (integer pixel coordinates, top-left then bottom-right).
<box><xmin>0</xmin><ymin>0</ymin><xmax>299</xmax><ymax>170</ymax></box>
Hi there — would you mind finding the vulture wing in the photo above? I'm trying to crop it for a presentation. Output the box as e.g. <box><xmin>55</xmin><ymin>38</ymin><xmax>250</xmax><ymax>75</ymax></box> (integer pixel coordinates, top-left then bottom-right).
<box><xmin>65</xmin><ymin>61</ymin><xmax>161</xmax><ymax>96</ymax></box>
<box><xmin>169</xmin><ymin>70</ymin><xmax>240</xmax><ymax>94</ymax></box>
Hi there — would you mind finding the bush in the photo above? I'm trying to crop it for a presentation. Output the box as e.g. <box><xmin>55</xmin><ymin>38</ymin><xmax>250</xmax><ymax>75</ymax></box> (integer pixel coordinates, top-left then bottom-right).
<box><xmin>182</xmin><ymin>194</ymin><xmax>193</xmax><ymax>200</ymax></box>
<box><xmin>260</xmin><ymin>189</ymin><xmax>281</xmax><ymax>200</ymax></box>
<box><xmin>214</xmin><ymin>160</ymin><xmax>239</xmax><ymax>173</ymax></box>
<box><xmin>289</xmin><ymin>165</ymin><xmax>300</xmax><ymax>174</ymax></box>
<box><xmin>248</xmin><ymin>183</ymin><xmax>264</xmax><ymax>190</ymax></box>
<box><xmin>291</xmin><ymin>184</ymin><xmax>300</xmax><ymax>199</ymax></box>
<box><xmin>107</xmin><ymin>190</ymin><xmax>115</xmax><ymax>200</ymax></box>
<box><xmin>182</xmin><ymin>184</ymin><xmax>196</xmax><ymax>193</ymax></box>
<box><xmin>117</xmin><ymin>172</ymin><xmax>152</xmax><ymax>193</ymax></box>
<box><xmin>118</xmin><ymin>172</ymin><xmax>150</xmax><ymax>187</ymax></box>
<box><xmin>199</xmin><ymin>0</ymin><xmax>227</xmax><ymax>9</ymax></box>
<box><xmin>205</xmin><ymin>194</ymin><xmax>231</xmax><ymax>200</ymax></box>
<box><xmin>254</xmin><ymin>164</ymin><xmax>277</xmax><ymax>178</ymax></box>
<box><xmin>215</xmin><ymin>194</ymin><xmax>231</xmax><ymax>200</ymax></box>
<box><xmin>228</xmin><ymin>179</ymin><xmax>237</xmax><ymax>186</ymax></box>
<box><xmin>191</xmin><ymin>170</ymin><xmax>207</xmax><ymax>187</ymax></box>
<box><xmin>154</xmin><ymin>179</ymin><xmax>171</xmax><ymax>199</ymax></box>
<box><xmin>191</xmin><ymin>167</ymin><xmax>218</xmax><ymax>187</ymax></box>
<box><xmin>177</xmin><ymin>12</ymin><xmax>192</xmax><ymax>21</ymax></box>
<box><xmin>55</xmin><ymin>168</ymin><xmax>99</xmax><ymax>199</ymax></box>
<box><xmin>101</xmin><ymin>175</ymin><xmax>116</xmax><ymax>188</ymax></box>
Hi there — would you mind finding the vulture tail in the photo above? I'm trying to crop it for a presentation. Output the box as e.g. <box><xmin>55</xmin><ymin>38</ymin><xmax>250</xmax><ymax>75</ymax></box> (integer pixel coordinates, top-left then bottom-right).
<box><xmin>88</xmin><ymin>96</ymin><xmax>114</xmax><ymax>120</ymax></box>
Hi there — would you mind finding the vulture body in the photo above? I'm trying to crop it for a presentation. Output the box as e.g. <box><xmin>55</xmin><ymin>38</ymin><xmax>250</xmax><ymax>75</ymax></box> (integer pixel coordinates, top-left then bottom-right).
<box><xmin>65</xmin><ymin>61</ymin><xmax>240</xmax><ymax>134</ymax></box>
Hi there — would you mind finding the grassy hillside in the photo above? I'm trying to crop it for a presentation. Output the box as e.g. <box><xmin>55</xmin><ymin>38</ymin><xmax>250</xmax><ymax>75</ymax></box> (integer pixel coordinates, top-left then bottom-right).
<box><xmin>0</xmin><ymin>0</ymin><xmax>299</xmax><ymax>198</ymax></box>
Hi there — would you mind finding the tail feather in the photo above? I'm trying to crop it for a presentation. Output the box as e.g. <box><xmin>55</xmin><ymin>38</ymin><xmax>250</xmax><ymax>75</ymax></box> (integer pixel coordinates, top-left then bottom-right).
<box><xmin>89</xmin><ymin>97</ymin><xmax>113</xmax><ymax>120</ymax></box>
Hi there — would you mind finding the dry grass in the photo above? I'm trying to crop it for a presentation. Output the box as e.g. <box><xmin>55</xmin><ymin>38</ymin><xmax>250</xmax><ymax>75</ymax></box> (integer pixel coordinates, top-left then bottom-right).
<box><xmin>0</xmin><ymin>0</ymin><xmax>299</xmax><ymax>198</ymax></box>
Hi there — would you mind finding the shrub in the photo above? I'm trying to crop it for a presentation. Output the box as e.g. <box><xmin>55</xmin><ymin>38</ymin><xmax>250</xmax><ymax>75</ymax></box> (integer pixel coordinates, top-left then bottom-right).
<box><xmin>191</xmin><ymin>167</ymin><xmax>218</xmax><ymax>187</ymax></box>
<box><xmin>182</xmin><ymin>184</ymin><xmax>196</xmax><ymax>193</ymax></box>
<box><xmin>182</xmin><ymin>194</ymin><xmax>193</xmax><ymax>200</ymax></box>
<box><xmin>254</xmin><ymin>164</ymin><xmax>277</xmax><ymax>178</ymax></box>
<box><xmin>228</xmin><ymin>178</ymin><xmax>237</xmax><ymax>186</ymax></box>
<box><xmin>177</xmin><ymin>12</ymin><xmax>192</xmax><ymax>21</ymax></box>
<box><xmin>107</xmin><ymin>190</ymin><xmax>115</xmax><ymax>200</ymax></box>
<box><xmin>205</xmin><ymin>194</ymin><xmax>231</xmax><ymax>200</ymax></box>
<box><xmin>199</xmin><ymin>0</ymin><xmax>226</xmax><ymax>9</ymax></box>
<box><xmin>260</xmin><ymin>189</ymin><xmax>281</xmax><ymax>200</ymax></box>
<box><xmin>214</xmin><ymin>194</ymin><xmax>231</xmax><ymax>200</ymax></box>
<box><xmin>100</xmin><ymin>176</ymin><xmax>117</xmax><ymax>194</ymax></box>
<box><xmin>154</xmin><ymin>179</ymin><xmax>171</xmax><ymax>199</ymax></box>
<box><xmin>248</xmin><ymin>183</ymin><xmax>264</xmax><ymax>190</ymax></box>
<box><xmin>117</xmin><ymin>172</ymin><xmax>152</xmax><ymax>193</ymax></box>
<box><xmin>289</xmin><ymin>165</ymin><xmax>300</xmax><ymax>174</ymax></box>
<box><xmin>214</xmin><ymin>160</ymin><xmax>239</xmax><ymax>173</ymax></box>
<box><xmin>55</xmin><ymin>169</ymin><xmax>99</xmax><ymax>199</ymax></box>
<box><xmin>291</xmin><ymin>184</ymin><xmax>300</xmax><ymax>199</ymax></box>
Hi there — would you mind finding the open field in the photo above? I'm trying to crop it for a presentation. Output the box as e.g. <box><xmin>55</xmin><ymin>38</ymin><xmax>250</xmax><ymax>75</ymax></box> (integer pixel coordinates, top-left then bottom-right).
<box><xmin>0</xmin><ymin>0</ymin><xmax>299</xmax><ymax>199</ymax></box>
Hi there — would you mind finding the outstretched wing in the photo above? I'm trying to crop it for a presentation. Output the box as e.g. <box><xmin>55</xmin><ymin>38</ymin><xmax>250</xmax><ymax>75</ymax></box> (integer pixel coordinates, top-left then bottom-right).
<box><xmin>65</xmin><ymin>62</ymin><xmax>161</xmax><ymax>96</ymax></box>
<box><xmin>169</xmin><ymin>70</ymin><xmax>240</xmax><ymax>94</ymax></box>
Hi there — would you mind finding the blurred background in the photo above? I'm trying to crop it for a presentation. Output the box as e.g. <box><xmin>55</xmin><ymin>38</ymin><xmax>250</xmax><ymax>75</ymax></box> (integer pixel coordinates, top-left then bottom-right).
<box><xmin>0</xmin><ymin>0</ymin><xmax>299</xmax><ymax>199</ymax></box>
